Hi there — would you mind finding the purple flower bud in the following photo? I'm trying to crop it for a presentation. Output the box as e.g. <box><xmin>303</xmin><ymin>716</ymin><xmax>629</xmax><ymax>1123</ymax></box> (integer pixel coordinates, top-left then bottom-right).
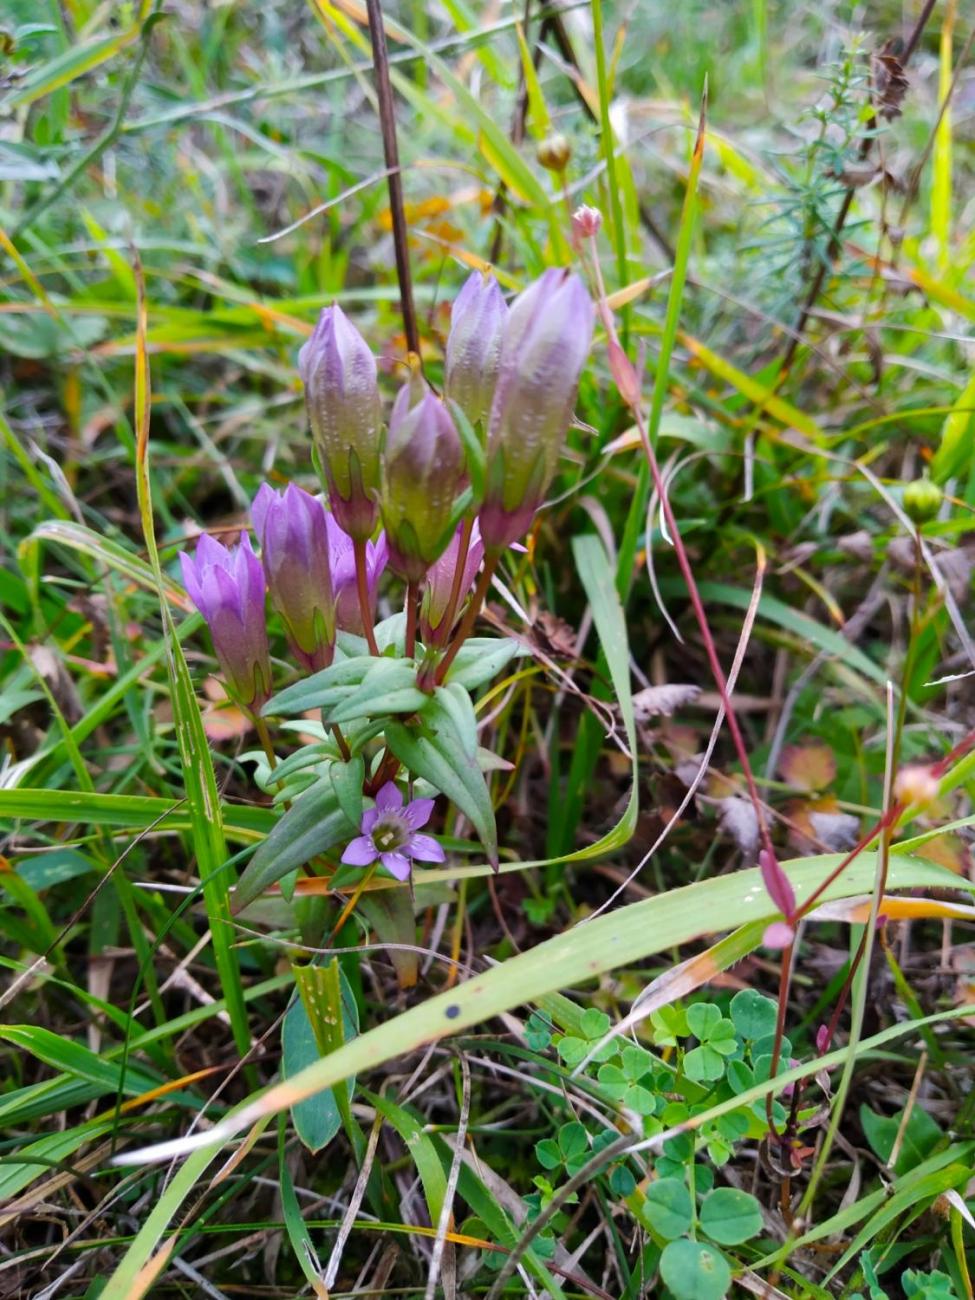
<box><xmin>179</xmin><ymin>533</ymin><xmax>271</xmax><ymax>708</ymax></box>
<box><xmin>324</xmin><ymin>513</ymin><xmax>389</xmax><ymax>635</ymax></box>
<box><xmin>251</xmin><ymin>484</ymin><xmax>335</xmax><ymax>673</ymax></box>
<box><xmin>444</xmin><ymin>271</ymin><xmax>508</xmax><ymax>428</ymax></box>
<box><xmin>298</xmin><ymin>305</ymin><xmax>383</xmax><ymax>541</ymax></box>
<box><xmin>420</xmin><ymin>520</ymin><xmax>485</xmax><ymax>643</ymax></box>
<box><xmin>480</xmin><ymin>268</ymin><xmax>594</xmax><ymax>551</ymax></box>
<box><xmin>759</xmin><ymin>847</ymin><xmax>796</xmax><ymax>919</ymax></box>
<box><xmin>380</xmin><ymin>383</ymin><xmax>467</xmax><ymax>582</ymax></box>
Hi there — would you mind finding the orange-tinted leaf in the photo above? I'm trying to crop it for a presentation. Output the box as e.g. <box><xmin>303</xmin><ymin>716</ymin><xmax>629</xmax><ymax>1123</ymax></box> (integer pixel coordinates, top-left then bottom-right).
<box><xmin>779</xmin><ymin>743</ymin><xmax>836</xmax><ymax>793</ymax></box>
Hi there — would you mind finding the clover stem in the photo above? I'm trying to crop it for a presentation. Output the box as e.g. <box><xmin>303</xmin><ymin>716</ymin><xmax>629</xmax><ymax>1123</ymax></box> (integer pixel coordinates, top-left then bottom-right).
<box><xmin>353</xmin><ymin>537</ymin><xmax>380</xmax><ymax>656</ymax></box>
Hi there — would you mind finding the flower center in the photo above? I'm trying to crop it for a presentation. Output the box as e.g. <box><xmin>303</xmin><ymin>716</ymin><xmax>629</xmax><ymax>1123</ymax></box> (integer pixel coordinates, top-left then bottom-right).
<box><xmin>372</xmin><ymin>816</ymin><xmax>408</xmax><ymax>854</ymax></box>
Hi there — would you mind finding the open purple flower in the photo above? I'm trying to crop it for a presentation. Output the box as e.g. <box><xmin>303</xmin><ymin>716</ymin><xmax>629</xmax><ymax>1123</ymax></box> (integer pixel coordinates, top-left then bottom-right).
<box><xmin>340</xmin><ymin>781</ymin><xmax>445</xmax><ymax>881</ymax></box>
<box><xmin>324</xmin><ymin>514</ymin><xmax>389</xmax><ymax>635</ymax></box>
<box><xmin>179</xmin><ymin>533</ymin><xmax>271</xmax><ymax>708</ymax></box>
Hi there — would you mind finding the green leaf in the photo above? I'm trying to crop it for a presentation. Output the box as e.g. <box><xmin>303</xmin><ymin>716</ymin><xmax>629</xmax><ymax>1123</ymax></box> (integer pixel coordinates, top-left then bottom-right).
<box><xmin>357</xmin><ymin>887</ymin><xmax>420</xmax><ymax>990</ymax></box>
<box><xmin>330</xmin><ymin>755</ymin><xmax>365</xmax><ymax>831</ymax></box>
<box><xmin>262</xmin><ymin>656</ymin><xmax>373</xmax><ymax>716</ymax></box>
<box><xmin>859</xmin><ymin>1103</ymin><xmax>943</xmax><ymax>1176</ymax></box>
<box><xmin>557</xmin><ymin>1036</ymin><xmax>588</xmax><ymax>1067</ymax></box>
<box><xmin>687</xmin><ymin>1003</ymin><xmax>721</xmax><ymax>1039</ymax></box>
<box><xmin>535</xmin><ymin>1138</ymin><xmax>561</xmax><ymax>1170</ymax></box>
<box><xmin>431</xmin><ymin>682</ymin><xmax>478</xmax><ymax>758</ymax></box>
<box><xmin>558</xmin><ymin>1121</ymin><xmax>588</xmax><ymax>1161</ymax></box>
<box><xmin>659</xmin><ymin>1239</ymin><xmax>732</xmax><ymax>1300</ymax></box>
<box><xmin>233</xmin><ymin>780</ymin><xmax>347</xmax><ymax>912</ymax></box>
<box><xmin>643</xmin><ymin>1178</ymin><xmax>694</xmax><ymax>1240</ymax></box>
<box><xmin>385</xmin><ymin>707</ymin><xmax>497</xmax><ymax>866</ymax></box>
<box><xmin>683</xmin><ymin>1044</ymin><xmax>726</xmax><ymax>1083</ymax></box>
<box><xmin>282</xmin><ymin>991</ymin><xmax>349</xmax><ymax>1154</ymax></box>
<box><xmin>366</xmin><ymin>1090</ymin><xmax>448</xmax><ymax>1227</ymax></box>
<box><xmin>328</xmin><ymin>659</ymin><xmax>429</xmax><ymax>724</ymax></box>
<box><xmin>580</xmin><ymin>1008</ymin><xmax>611</xmax><ymax>1039</ymax></box>
<box><xmin>442</xmin><ymin>636</ymin><xmax>522</xmax><ymax>691</ymax></box>
<box><xmin>699</xmin><ymin>1187</ymin><xmax>764</xmax><ymax>1245</ymax></box>
<box><xmin>730</xmin><ymin>989</ymin><xmax>778</xmax><ymax>1042</ymax></box>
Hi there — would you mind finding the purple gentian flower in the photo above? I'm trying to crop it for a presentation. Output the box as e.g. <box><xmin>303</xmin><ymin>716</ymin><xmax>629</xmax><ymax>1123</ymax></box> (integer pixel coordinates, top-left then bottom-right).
<box><xmin>340</xmin><ymin>781</ymin><xmax>445</xmax><ymax>881</ymax></box>
<box><xmin>480</xmin><ymin>268</ymin><xmax>594</xmax><ymax>552</ymax></box>
<box><xmin>298</xmin><ymin>305</ymin><xmax>383</xmax><ymax>541</ymax></box>
<box><xmin>251</xmin><ymin>483</ymin><xmax>335</xmax><ymax>673</ymax></box>
<box><xmin>179</xmin><ymin>533</ymin><xmax>271</xmax><ymax>708</ymax></box>
<box><xmin>380</xmin><ymin>382</ymin><xmax>467</xmax><ymax>583</ymax></box>
<box><xmin>324</xmin><ymin>514</ymin><xmax>389</xmax><ymax>636</ymax></box>
<box><xmin>445</xmin><ymin>271</ymin><xmax>508</xmax><ymax>428</ymax></box>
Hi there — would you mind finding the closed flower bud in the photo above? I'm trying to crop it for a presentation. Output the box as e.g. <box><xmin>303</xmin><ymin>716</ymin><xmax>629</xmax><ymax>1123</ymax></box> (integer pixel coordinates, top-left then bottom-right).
<box><xmin>298</xmin><ymin>305</ymin><xmax>383</xmax><ymax>541</ymax></box>
<box><xmin>420</xmin><ymin>520</ymin><xmax>485</xmax><ymax>643</ymax></box>
<box><xmin>571</xmin><ymin>204</ymin><xmax>602</xmax><ymax>243</ymax></box>
<box><xmin>180</xmin><ymin>533</ymin><xmax>271</xmax><ymax>708</ymax></box>
<box><xmin>903</xmin><ymin>474</ymin><xmax>942</xmax><ymax>525</ymax></box>
<box><xmin>480</xmin><ymin>268</ymin><xmax>594</xmax><ymax>551</ymax></box>
<box><xmin>537</xmin><ymin>133</ymin><xmax>572</xmax><ymax>173</ymax></box>
<box><xmin>251</xmin><ymin>484</ymin><xmax>335</xmax><ymax>673</ymax></box>
<box><xmin>893</xmin><ymin>764</ymin><xmax>941</xmax><ymax>809</ymax></box>
<box><xmin>444</xmin><ymin>271</ymin><xmax>508</xmax><ymax>429</ymax></box>
<box><xmin>381</xmin><ymin>384</ymin><xmax>467</xmax><ymax>582</ymax></box>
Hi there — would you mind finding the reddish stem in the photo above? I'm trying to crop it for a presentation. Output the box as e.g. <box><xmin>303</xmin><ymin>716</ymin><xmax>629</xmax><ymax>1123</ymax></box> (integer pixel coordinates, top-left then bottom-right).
<box><xmin>405</xmin><ymin>580</ymin><xmax>419</xmax><ymax>659</ymax></box>
<box><xmin>434</xmin><ymin>553</ymin><xmax>498</xmax><ymax>685</ymax></box>
<box><xmin>435</xmin><ymin>516</ymin><xmax>475</xmax><ymax>647</ymax></box>
<box><xmin>353</xmin><ymin>538</ymin><xmax>380</xmax><ymax>657</ymax></box>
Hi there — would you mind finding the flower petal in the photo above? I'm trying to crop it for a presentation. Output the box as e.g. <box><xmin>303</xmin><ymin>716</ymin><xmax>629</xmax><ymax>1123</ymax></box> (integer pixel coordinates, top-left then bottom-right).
<box><xmin>406</xmin><ymin>833</ymin><xmax>445</xmax><ymax>863</ymax></box>
<box><xmin>361</xmin><ymin>807</ymin><xmax>379</xmax><ymax>834</ymax></box>
<box><xmin>379</xmin><ymin>851</ymin><xmax>411</xmax><ymax>881</ymax></box>
<box><xmin>341</xmin><ymin>835</ymin><xmax>378</xmax><ymax>867</ymax></box>
<box><xmin>403</xmin><ymin>797</ymin><xmax>435</xmax><ymax>829</ymax></box>
<box><xmin>374</xmin><ymin>781</ymin><xmax>403</xmax><ymax>814</ymax></box>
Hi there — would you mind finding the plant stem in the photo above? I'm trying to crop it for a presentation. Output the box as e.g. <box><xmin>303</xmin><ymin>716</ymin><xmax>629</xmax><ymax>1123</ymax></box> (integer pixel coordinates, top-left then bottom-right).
<box><xmin>331</xmin><ymin>724</ymin><xmax>352</xmax><ymax>762</ymax></box>
<box><xmin>591</xmin><ymin>0</ymin><xmax>628</xmax><ymax>342</ymax></box>
<box><xmin>405</xmin><ymin>579</ymin><xmax>419</xmax><ymax>659</ymax></box>
<box><xmin>435</xmin><ymin>516</ymin><xmax>474</xmax><ymax>647</ymax></box>
<box><xmin>364</xmin><ymin>0</ymin><xmax>420</xmax><ymax>358</ymax></box>
<box><xmin>253</xmin><ymin>714</ymin><xmax>278</xmax><ymax>770</ymax></box>
<box><xmin>435</xmin><ymin>553</ymin><xmax>498</xmax><ymax>684</ymax></box>
<box><xmin>353</xmin><ymin>538</ymin><xmax>380</xmax><ymax>656</ymax></box>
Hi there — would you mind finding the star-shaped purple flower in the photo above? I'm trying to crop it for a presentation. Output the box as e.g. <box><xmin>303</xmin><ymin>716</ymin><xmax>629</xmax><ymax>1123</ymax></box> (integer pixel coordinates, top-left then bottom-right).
<box><xmin>340</xmin><ymin>782</ymin><xmax>445</xmax><ymax>881</ymax></box>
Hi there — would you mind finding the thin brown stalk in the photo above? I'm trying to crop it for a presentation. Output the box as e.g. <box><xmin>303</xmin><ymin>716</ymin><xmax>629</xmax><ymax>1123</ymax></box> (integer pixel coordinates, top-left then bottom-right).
<box><xmin>780</xmin><ymin>0</ymin><xmax>939</xmax><ymax>374</ymax></box>
<box><xmin>364</xmin><ymin>0</ymin><xmax>420</xmax><ymax>357</ymax></box>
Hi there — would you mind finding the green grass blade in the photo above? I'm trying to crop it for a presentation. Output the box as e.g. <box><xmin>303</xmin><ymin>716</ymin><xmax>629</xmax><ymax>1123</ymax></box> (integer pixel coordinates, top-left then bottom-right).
<box><xmin>131</xmin><ymin>262</ymin><xmax>252</xmax><ymax>1070</ymax></box>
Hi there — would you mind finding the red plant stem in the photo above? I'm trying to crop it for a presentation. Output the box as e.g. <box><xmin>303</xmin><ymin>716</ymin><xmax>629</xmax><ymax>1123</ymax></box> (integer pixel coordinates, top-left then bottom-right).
<box><xmin>765</xmin><ymin>939</ymin><xmax>794</xmax><ymax>1133</ymax></box>
<box><xmin>435</xmin><ymin>516</ymin><xmax>475</xmax><ymax>647</ymax></box>
<box><xmin>434</xmin><ymin>553</ymin><xmax>498</xmax><ymax>684</ymax></box>
<box><xmin>632</xmin><ymin>402</ymin><xmax>776</xmax><ymax>864</ymax></box>
<box><xmin>353</xmin><ymin>538</ymin><xmax>380</xmax><ymax>657</ymax></box>
<box><xmin>405</xmin><ymin>579</ymin><xmax>419</xmax><ymax>659</ymax></box>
